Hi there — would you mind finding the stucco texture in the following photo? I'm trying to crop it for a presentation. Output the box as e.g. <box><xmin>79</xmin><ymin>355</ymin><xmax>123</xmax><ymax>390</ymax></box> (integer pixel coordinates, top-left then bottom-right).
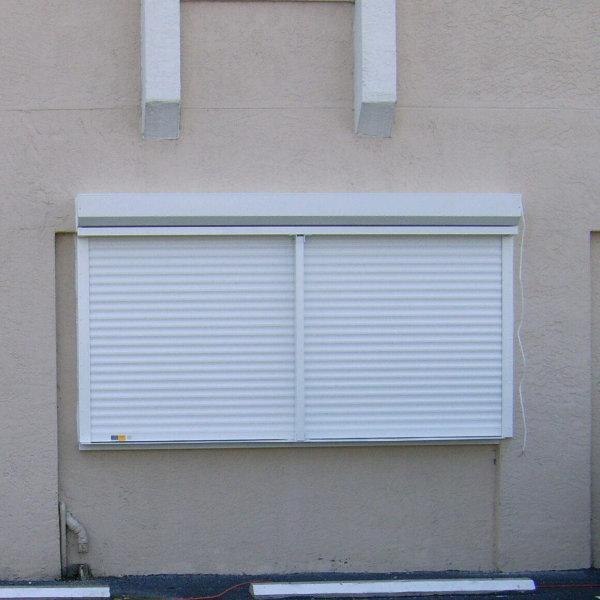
<box><xmin>1</xmin><ymin>0</ymin><xmax>600</xmax><ymax>578</ymax></box>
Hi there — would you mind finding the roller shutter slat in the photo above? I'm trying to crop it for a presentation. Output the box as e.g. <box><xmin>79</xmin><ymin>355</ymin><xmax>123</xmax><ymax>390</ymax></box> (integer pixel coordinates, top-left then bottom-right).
<box><xmin>86</xmin><ymin>236</ymin><xmax>296</xmax><ymax>442</ymax></box>
<box><xmin>303</xmin><ymin>235</ymin><xmax>504</xmax><ymax>440</ymax></box>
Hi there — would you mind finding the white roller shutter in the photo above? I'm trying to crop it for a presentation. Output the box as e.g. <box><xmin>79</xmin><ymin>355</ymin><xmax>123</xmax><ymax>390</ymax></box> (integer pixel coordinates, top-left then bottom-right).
<box><xmin>79</xmin><ymin>235</ymin><xmax>296</xmax><ymax>443</ymax></box>
<box><xmin>76</xmin><ymin>192</ymin><xmax>520</xmax><ymax>447</ymax></box>
<box><xmin>303</xmin><ymin>235</ymin><xmax>504</xmax><ymax>440</ymax></box>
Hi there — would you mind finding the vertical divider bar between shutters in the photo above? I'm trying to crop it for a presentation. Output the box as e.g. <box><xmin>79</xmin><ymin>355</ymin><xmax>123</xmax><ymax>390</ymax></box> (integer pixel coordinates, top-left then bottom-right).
<box><xmin>76</xmin><ymin>237</ymin><xmax>92</xmax><ymax>444</ymax></box>
<box><xmin>294</xmin><ymin>235</ymin><xmax>306</xmax><ymax>441</ymax></box>
<box><xmin>501</xmin><ymin>235</ymin><xmax>515</xmax><ymax>438</ymax></box>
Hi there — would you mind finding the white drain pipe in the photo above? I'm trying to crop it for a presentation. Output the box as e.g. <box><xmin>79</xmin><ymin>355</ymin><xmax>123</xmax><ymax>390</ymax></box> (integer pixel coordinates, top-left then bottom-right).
<box><xmin>66</xmin><ymin>511</ymin><xmax>89</xmax><ymax>553</ymax></box>
<box><xmin>59</xmin><ymin>502</ymin><xmax>89</xmax><ymax>578</ymax></box>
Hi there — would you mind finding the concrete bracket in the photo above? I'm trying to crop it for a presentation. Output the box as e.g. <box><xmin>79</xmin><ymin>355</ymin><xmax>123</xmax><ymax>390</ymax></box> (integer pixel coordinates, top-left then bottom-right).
<box><xmin>353</xmin><ymin>0</ymin><xmax>397</xmax><ymax>137</ymax></box>
<box><xmin>141</xmin><ymin>0</ymin><xmax>181</xmax><ymax>140</ymax></box>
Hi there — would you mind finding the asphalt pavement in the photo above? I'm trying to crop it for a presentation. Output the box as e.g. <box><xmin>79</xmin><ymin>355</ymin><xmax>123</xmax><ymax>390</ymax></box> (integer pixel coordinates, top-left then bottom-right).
<box><xmin>3</xmin><ymin>570</ymin><xmax>600</xmax><ymax>600</ymax></box>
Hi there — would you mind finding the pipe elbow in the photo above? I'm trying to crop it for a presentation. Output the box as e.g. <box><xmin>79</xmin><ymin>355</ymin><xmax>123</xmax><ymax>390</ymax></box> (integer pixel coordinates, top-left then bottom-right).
<box><xmin>66</xmin><ymin>511</ymin><xmax>89</xmax><ymax>553</ymax></box>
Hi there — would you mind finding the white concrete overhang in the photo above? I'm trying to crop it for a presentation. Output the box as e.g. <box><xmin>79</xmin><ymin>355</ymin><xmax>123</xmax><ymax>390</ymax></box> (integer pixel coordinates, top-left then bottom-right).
<box><xmin>141</xmin><ymin>0</ymin><xmax>397</xmax><ymax>140</ymax></box>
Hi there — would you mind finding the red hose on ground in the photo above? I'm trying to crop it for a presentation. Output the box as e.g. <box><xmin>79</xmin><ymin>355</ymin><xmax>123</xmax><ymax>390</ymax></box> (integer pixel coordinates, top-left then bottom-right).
<box><xmin>177</xmin><ymin>580</ymin><xmax>272</xmax><ymax>600</ymax></box>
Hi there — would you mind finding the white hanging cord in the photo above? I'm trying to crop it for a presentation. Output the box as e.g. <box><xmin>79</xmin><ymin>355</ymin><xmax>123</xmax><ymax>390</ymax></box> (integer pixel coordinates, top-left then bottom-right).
<box><xmin>516</xmin><ymin>210</ymin><xmax>528</xmax><ymax>454</ymax></box>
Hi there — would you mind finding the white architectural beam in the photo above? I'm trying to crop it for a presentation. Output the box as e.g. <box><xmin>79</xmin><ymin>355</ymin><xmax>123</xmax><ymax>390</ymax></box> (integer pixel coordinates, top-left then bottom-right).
<box><xmin>354</xmin><ymin>0</ymin><xmax>397</xmax><ymax>137</ymax></box>
<box><xmin>141</xmin><ymin>0</ymin><xmax>181</xmax><ymax>140</ymax></box>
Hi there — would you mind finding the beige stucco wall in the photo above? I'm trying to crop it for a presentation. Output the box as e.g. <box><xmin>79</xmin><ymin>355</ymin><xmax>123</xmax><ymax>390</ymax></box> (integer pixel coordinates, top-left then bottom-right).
<box><xmin>2</xmin><ymin>0</ymin><xmax>600</xmax><ymax>578</ymax></box>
